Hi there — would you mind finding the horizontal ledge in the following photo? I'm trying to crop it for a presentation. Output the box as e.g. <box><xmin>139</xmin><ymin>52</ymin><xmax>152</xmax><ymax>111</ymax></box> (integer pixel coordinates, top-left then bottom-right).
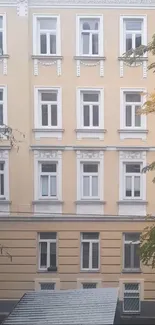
<box><xmin>32</xmin><ymin>128</ymin><xmax>64</xmax><ymax>133</ymax></box>
<box><xmin>0</xmin><ymin>146</ymin><xmax>11</xmax><ymax>150</ymax></box>
<box><xmin>118</xmin><ymin>129</ymin><xmax>148</xmax><ymax>134</ymax></box>
<box><xmin>0</xmin><ymin>55</ymin><xmax>9</xmax><ymax>59</ymax></box>
<box><xmin>117</xmin><ymin>200</ymin><xmax>148</xmax><ymax>205</ymax></box>
<box><xmin>118</xmin><ymin>56</ymin><xmax>148</xmax><ymax>62</ymax></box>
<box><xmin>74</xmin><ymin>56</ymin><xmax>106</xmax><ymax>61</ymax></box>
<box><xmin>75</xmin><ymin>129</ymin><xmax>107</xmax><ymax>133</ymax></box>
<box><xmin>32</xmin><ymin>200</ymin><xmax>64</xmax><ymax>205</ymax></box>
<box><xmin>31</xmin><ymin>55</ymin><xmax>63</xmax><ymax>60</ymax></box>
<box><xmin>0</xmin><ymin>200</ymin><xmax>11</xmax><ymax>205</ymax></box>
<box><xmin>116</xmin><ymin>147</ymin><xmax>150</xmax><ymax>151</ymax></box>
<box><xmin>122</xmin><ymin>269</ymin><xmax>142</xmax><ymax>274</ymax></box>
<box><xmin>31</xmin><ymin>145</ymin><xmax>65</xmax><ymax>151</ymax></box>
<box><xmin>75</xmin><ymin>200</ymin><xmax>106</xmax><ymax>205</ymax></box>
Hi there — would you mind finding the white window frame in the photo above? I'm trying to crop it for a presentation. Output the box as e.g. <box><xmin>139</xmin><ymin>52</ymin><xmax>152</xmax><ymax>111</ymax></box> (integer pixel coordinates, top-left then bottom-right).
<box><xmin>123</xmin><ymin>233</ymin><xmax>140</xmax><ymax>271</ymax></box>
<box><xmin>120</xmin><ymin>15</ymin><xmax>147</xmax><ymax>56</ymax></box>
<box><xmin>77</xmin><ymin>278</ymin><xmax>102</xmax><ymax>289</ymax></box>
<box><xmin>80</xmin><ymin>233</ymin><xmax>100</xmax><ymax>271</ymax></box>
<box><xmin>77</xmin><ymin>151</ymin><xmax>104</xmax><ymax>202</ymax></box>
<box><xmin>0</xmin><ymin>14</ymin><xmax>7</xmax><ymax>55</ymax></box>
<box><xmin>34</xmin><ymin>87</ymin><xmax>62</xmax><ymax>130</ymax></box>
<box><xmin>81</xmin><ymin>162</ymin><xmax>99</xmax><ymax>199</ymax></box>
<box><xmin>38</xmin><ymin>233</ymin><xmax>57</xmax><ymax>271</ymax></box>
<box><xmin>33</xmin><ymin>14</ymin><xmax>61</xmax><ymax>56</ymax></box>
<box><xmin>123</xmin><ymin>162</ymin><xmax>142</xmax><ymax>200</ymax></box>
<box><xmin>120</xmin><ymin>88</ymin><xmax>146</xmax><ymax>132</ymax></box>
<box><xmin>0</xmin><ymin>86</ymin><xmax>7</xmax><ymax>126</ymax></box>
<box><xmin>38</xmin><ymin>161</ymin><xmax>58</xmax><ymax>199</ymax></box>
<box><xmin>76</xmin><ymin>15</ymin><xmax>103</xmax><ymax>57</ymax></box>
<box><xmin>123</xmin><ymin>283</ymin><xmax>141</xmax><ymax>314</ymax></box>
<box><xmin>0</xmin><ymin>151</ymin><xmax>9</xmax><ymax>201</ymax></box>
<box><xmin>35</xmin><ymin>278</ymin><xmax>60</xmax><ymax>290</ymax></box>
<box><xmin>34</xmin><ymin>150</ymin><xmax>62</xmax><ymax>202</ymax></box>
<box><xmin>119</xmin><ymin>152</ymin><xmax>146</xmax><ymax>202</ymax></box>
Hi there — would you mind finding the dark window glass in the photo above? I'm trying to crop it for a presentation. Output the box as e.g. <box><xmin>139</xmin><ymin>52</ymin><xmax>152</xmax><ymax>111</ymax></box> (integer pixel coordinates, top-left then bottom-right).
<box><xmin>82</xmin><ymin>242</ymin><xmax>89</xmax><ymax>268</ymax></box>
<box><xmin>51</xmin><ymin>105</ymin><xmax>57</xmax><ymax>126</ymax></box>
<box><xmin>93</xmin><ymin>105</ymin><xmax>99</xmax><ymax>126</ymax></box>
<box><xmin>40</xmin><ymin>242</ymin><xmax>47</xmax><ymax>267</ymax></box>
<box><xmin>50</xmin><ymin>35</ymin><xmax>56</xmax><ymax>54</ymax></box>
<box><xmin>40</xmin><ymin>283</ymin><xmax>55</xmax><ymax>290</ymax></box>
<box><xmin>126</xmin><ymin>164</ymin><xmax>140</xmax><ymax>173</ymax></box>
<box><xmin>41</xmin><ymin>92</ymin><xmax>57</xmax><ymax>101</ymax></box>
<box><xmin>40</xmin><ymin>34</ymin><xmax>47</xmax><ymax>54</ymax></box>
<box><xmin>0</xmin><ymin>174</ymin><xmax>4</xmax><ymax>196</ymax></box>
<box><xmin>50</xmin><ymin>242</ymin><xmax>56</xmax><ymax>267</ymax></box>
<box><xmin>92</xmin><ymin>242</ymin><xmax>98</xmax><ymax>269</ymax></box>
<box><xmin>40</xmin><ymin>232</ymin><xmax>56</xmax><ymax>240</ymax></box>
<box><xmin>41</xmin><ymin>105</ymin><xmax>48</xmax><ymax>126</ymax></box>
<box><xmin>83</xmin><ymin>105</ymin><xmax>90</xmax><ymax>126</ymax></box>
<box><xmin>83</xmin><ymin>164</ymin><xmax>98</xmax><ymax>173</ymax></box>
<box><xmin>82</xmin><ymin>233</ymin><xmax>99</xmax><ymax>240</ymax></box>
<box><xmin>42</xmin><ymin>164</ymin><xmax>56</xmax><ymax>173</ymax></box>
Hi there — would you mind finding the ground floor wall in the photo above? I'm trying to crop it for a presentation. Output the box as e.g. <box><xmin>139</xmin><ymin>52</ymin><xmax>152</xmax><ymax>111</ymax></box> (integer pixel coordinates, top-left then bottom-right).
<box><xmin>0</xmin><ymin>217</ymin><xmax>155</xmax><ymax>323</ymax></box>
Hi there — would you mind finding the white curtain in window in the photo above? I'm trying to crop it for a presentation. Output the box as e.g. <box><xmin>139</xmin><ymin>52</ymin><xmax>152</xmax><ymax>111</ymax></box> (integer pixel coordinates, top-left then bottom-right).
<box><xmin>50</xmin><ymin>176</ymin><xmax>57</xmax><ymax>196</ymax></box>
<box><xmin>92</xmin><ymin>176</ymin><xmax>98</xmax><ymax>196</ymax></box>
<box><xmin>41</xmin><ymin>176</ymin><xmax>48</xmax><ymax>196</ymax></box>
<box><xmin>83</xmin><ymin>176</ymin><xmax>90</xmax><ymax>196</ymax></box>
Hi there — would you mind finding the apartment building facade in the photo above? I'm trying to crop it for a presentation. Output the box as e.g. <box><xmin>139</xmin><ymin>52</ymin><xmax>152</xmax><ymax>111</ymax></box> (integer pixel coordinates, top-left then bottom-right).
<box><xmin>0</xmin><ymin>0</ymin><xmax>155</xmax><ymax>323</ymax></box>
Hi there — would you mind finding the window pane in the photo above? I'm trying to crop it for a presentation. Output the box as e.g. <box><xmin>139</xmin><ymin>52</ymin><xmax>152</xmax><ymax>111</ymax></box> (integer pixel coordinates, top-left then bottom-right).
<box><xmin>93</xmin><ymin>105</ymin><xmax>99</xmax><ymax>126</ymax></box>
<box><xmin>126</xmin><ymin>93</ymin><xmax>141</xmax><ymax>102</ymax></box>
<box><xmin>83</xmin><ymin>164</ymin><xmax>98</xmax><ymax>173</ymax></box>
<box><xmin>0</xmin><ymin>91</ymin><xmax>3</xmax><ymax>101</ymax></box>
<box><xmin>92</xmin><ymin>34</ymin><xmax>98</xmax><ymax>55</ymax></box>
<box><xmin>82</xmin><ymin>33</ymin><xmax>89</xmax><ymax>54</ymax></box>
<box><xmin>135</xmin><ymin>106</ymin><xmax>141</xmax><ymax>127</ymax></box>
<box><xmin>83</xmin><ymin>105</ymin><xmax>90</xmax><ymax>126</ymax></box>
<box><xmin>41</xmin><ymin>105</ymin><xmax>48</xmax><ymax>126</ymax></box>
<box><xmin>82</xmin><ymin>233</ymin><xmax>99</xmax><ymax>240</ymax></box>
<box><xmin>51</xmin><ymin>105</ymin><xmax>57</xmax><ymax>126</ymax></box>
<box><xmin>0</xmin><ymin>174</ymin><xmax>4</xmax><ymax>196</ymax></box>
<box><xmin>0</xmin><ymin>163</ymin><xmax>4</xmax><ymax>171</ymax></box>
<box><xmin>0</xmin><ymin>32</ymin><xmax>3</xmax><ymax>53</ymax></box>
<box><xmin>82</xmin><ymin>22</ymin><xmax>90</xmax><ymax>30</ymax></box>
<box><xmin>50</xmin><ymin>34</ymin><xmax>56</xmax><ymax>54</ymax></box>
<box><xmin>42</xmin><ymin>164</ymin><xmax>56</xmax><ymax>173</ymax></box>
<box><xmin>83</xmin><ymin>176</ymin><xmax>90</xmax><ymax>197</ymax></box>
<box><xmin>136</xmin><ymin>34</ymin><xmax>142</xmax><ymax>48</ymax></box>
<box><xmin>125</xmin><ymin>105</ymin><xmax>132</xmax><ymax>127</ymax></box>
<box><xmin>50</xmin><ymin>175</ymin><xmax>57</xmax><ymax>196</ymax></box>
<box><xmin>124</xmin><ymin>244</ymin><xmax>131</xmax><ymax>268</ymax></box>
<box><xmin>126</xmin><ymin>20</ymin><xmax>142</xmax><ymax>31</ymax></box>
<box><xmin>0</xmin><ymin>17</ymin><xmax>2</xmax><ymax>29</ymax></box>
<box><xmin>40</xmin><ymin>34</ymin><xmax>47</xmax><ymax>54</ymax></box>
<box><xmin>126</xmin><ymin>164</ymin><xmax>140</xmax><ymax>173</ymax></box>
<box><xmin>83</xmin><ymin>283</ymin><xmax>97</xmax><ymax>289</ymax></box>
<box><xmin>125</xmin><ymin>176</ymin><xmax>132</xmax><ymax>197</ymax></box>
<box><xmin>40</xmin><ymin>283</ymin><xmax>55</xmax><ymax>290</ymax></box>
<box><xmin>41</xmin><ymin>176</ymin><xmax>48</xmax><ymax>196</ymax></box>
<box><xmin>83</xmin><ymin>93</ymin><xmax>99</xmax><ymax>102</ymax></box>
<box><xmin>0</xmin><ymin>104</ymin><xmax>3</xmax><ymax>125</ymax></box>
<box><xmin>41</xmin><ymin>92</ymin><xmax>57</xmax><ymax>101</ymax></box>
<box><xmin>92</xmin><ymin>242</ymin><xmax>99</xmax><ymax>269</ymax></box>
<box><xmin>134</xmin><ymin>243</ymin><xmax>140</xmax><ymax>268</ymax></box>
<box><xmin>82</xmin><ymin>242</ymin><xmax>89</xmax><ymax>268</ymax></box>
<box><xmin>50</xmin><ymin>242</ymin><xmax>56</xmax><ymax>267</ymax></box>
<box><xmin>40</xmin><ymin>242</ymin><xmax>47</xmax><ymax>267</ymax></box>
<box><xmin>82</xmin><ymin>20</ymin><xmax>99</xmax><ymax>31</ymax></box>
<box><xmin>134</xmin><ymin>176</ymin><xmax>140</xmax><ymax>197</ymax></box>
<box><xmin>124</xmin><ymin>298</ymin><xmax>139</xmax><ymax>312</ymax></box>
<box><xmin>125</xmin><ymin>283</ymin><xmax>139</xmax><ymax>291</ymax></box>
<box><xmin>126</xmin><ymin>34</ymin><xmax>132</xmax><ymax>51</ymax></box>
<box><xmin>92</xmin><ymin>176</ymin><xmax>98</xmax><ymax>196</ymax></box>
<box><xmin>40</xmin><ymin>232</ymin><xmax>56</xmax><ymax>240</ymax></box>
<box><xmin>39</xmin><ymin>18</ymin><xmax>56</xmax><ymax>30</ymax></box>
<box><xmin>125</xmin><ymin>233</ymin><xmax>140</xmax><ymax>242</ymax></box>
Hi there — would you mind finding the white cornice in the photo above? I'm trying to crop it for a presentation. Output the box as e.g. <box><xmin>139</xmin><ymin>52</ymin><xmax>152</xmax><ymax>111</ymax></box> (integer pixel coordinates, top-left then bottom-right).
<box><xmin>1</xmin><ymin>0</ymin><xmax>155</xmax><ymax>8</ymax></box>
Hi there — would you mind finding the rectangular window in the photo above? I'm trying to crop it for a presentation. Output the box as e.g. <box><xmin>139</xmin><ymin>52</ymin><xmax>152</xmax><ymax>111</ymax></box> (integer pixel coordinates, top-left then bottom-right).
<box><xmin>124</xmin><ymin>233</ymin><xmax>140</xmax><ymax>270</ymax></box>
<box><xmin>81</xmin><ymin>163</ymin><xmax>99</xmax><ymax>199</ymax></box>
<box><xmin>39</xmin><ymin>232</ymin><xmax>57</xmax><ymax>270</ymax></box>
<box><xmin>81</xmin><ymin>232</ymin><xmax>99</xmax><ymax>271</ymax></box>
<box><xmin>123</xmin><ymin>283</ymin><xmax>140</xmax><ymax>313</ymax></box>
<box><xmin>39</xmin><ymin>162</ymin><xmax>57</xmax><ymax>198</ymax></box>
<box><xmin>0</xmin><ymin>162</ymin><xmax>5</xmax><ymax>197</ymax></box>
<box><xmin>82</xmin><ymin>283</ymin><xmax>97</xmax><ymax>289</ymax></box>
<box><xmin>39</xmin><ymin>90</ymin><xmax>58</xmax><ymax>128</ymax></box>
<box><xmin>36</xmin><ymin>16</ymin><xmax>60</xmax><ymax>55</ymax></box>
<box><xmin>124</xmin><ymin>163</ymin><xmax>142</xmax><ymax>199</ymax></box>
<box><xmin>81</xmin><ymin>91</ymin><xmax>100</xmax><ymax>128</ymax></box>
<box><xmin>77</xmin><ymin>16</ymin><xmax>103</xmax><ymax>56</ymax></box>
<box><xmin>40</xmin><ymin>282</ymin><xmax>55</xmax><ymax>290</ymax></box>
<box><xmin>124</xmin><ymin>19</ymin><xmax>143</xmax><ymax>52</ymax></box>
<box><xmin>124</xmin><ymin>92</ymin><xmax>142</xmax><ymax>128</ymax></box>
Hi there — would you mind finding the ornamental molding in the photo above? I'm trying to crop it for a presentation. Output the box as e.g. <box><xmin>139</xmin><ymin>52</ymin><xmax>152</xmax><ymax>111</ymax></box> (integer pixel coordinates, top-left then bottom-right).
<box><xmin>1</xmin><ymin>0</ymin><xmax>155</xmax><ymax>8</ymax></box>
<box><xmin>34</xmin><ymin>150</ymin><xmax>62</xmax><ymax>160</ymax></box>
<box><xmin>120</xmin><ymin>151</ymin><xmax>146</xmax><ymax>160</ymax></box>
<box><xmin>77</xmin><ymin>150</ymin><xmax>104</xmax><ymax>160</ymax></box>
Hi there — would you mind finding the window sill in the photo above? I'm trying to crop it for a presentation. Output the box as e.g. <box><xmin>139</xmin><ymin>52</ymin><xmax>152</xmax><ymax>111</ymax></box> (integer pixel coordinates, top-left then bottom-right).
<box><xmin>0</xmin><ymin>54</ymin><xmax>9</xmax><ymax>59</ymax></box>
<box><xmin>0</xmin><ymin>200</ymin><xmax>11</xmax><ymax>205</ymax></box>
<box><xmin>32</xmin><ymin>55</ymin><xmax>63</xmax><ymax>60</ymax></box>
<box><xmin>32</xmin><ymin>200</ymin><xmax>63</xmax><ymax>205</ymax></box>
<box><xmin>33</xmin><ymin>128</ymin><xmax>64</xmax><ymax>140</ymax></box>
<box><xmin>118</xmin><ymin>129</ymin><xmax>148</xmax><ymax>140</ymax></box>
<box><xmin>118</xmin><ymin>56</ymin><xmax>148</xmax><ymax>62</ymax></box>
<box><xmin>122</xmin><ymin>269</ymin><xmax>142</xmax><ymax>274</ymax></box>
<box><xmin>118</xmin><ymin>200</ymin><xmax>148</xmax><ymax>205</ymax></box>
<box><xmin>76</xmin><ymin>200</ymin><xmax>106</xmax><ymax>205</ymax></box>
<box><xmin>76</xmin><ymin>128</ymin><xmax>106</xmax><ymax>140</ymax></box>
<box><xmin>74</xmin><ymin>55</ymin><xmax>106</xmax><ymax>61</ymax></box>
<box><xmin>80</xmin><ymin>270</ymin><xmax>100</xmax><ymax>273</ymax></box>
<box><xmin>37</xmin><ymin>269</ymin><xmax>57</xmax><ymax>274</ymax></box>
